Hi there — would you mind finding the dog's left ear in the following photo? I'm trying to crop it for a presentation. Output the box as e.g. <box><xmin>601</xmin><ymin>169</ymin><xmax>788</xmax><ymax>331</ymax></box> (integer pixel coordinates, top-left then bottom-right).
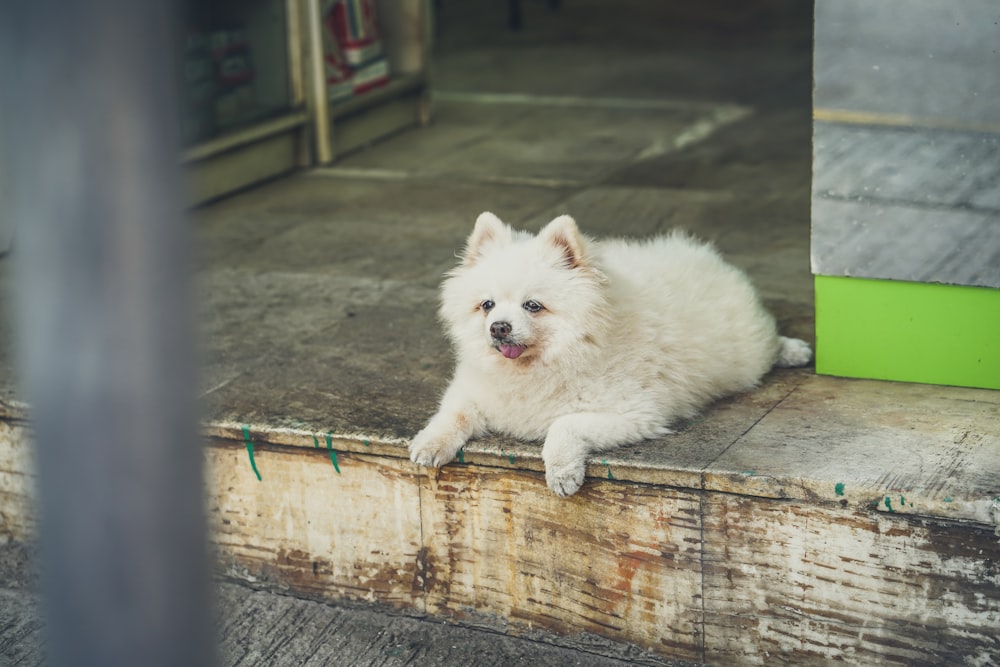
<box><xmin>539</xmin><ymin>215</ymin><xmax>587</xmax><ymax>269</ymax></box>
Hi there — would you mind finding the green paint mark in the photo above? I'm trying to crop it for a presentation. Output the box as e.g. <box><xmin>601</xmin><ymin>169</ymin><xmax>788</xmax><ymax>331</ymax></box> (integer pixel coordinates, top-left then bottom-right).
<box><xmin>602</xmin><ymin>459</ymin><xmax>614</xmax><ymax>480</ymax></box>
<box><xmin>457</xmin><ymin>449</ymin><xmax>465</xmax><ymax>464</ymax></box>
<box><xmin>325</xmin><ymin>434</ymin><xmax>341</xmax><ymax>474</ymax></box>
<box><xmin>313</xmin><ymin>435</ymin><xmax>320</xmax><ymax>448</ymax></box>
<box><xmin>835</xmin><ymin>483</ymin><xmax>845</xmax><ymax>496</ymax></box>
<box><xmin>900</xmin><ymin>495</ymin><xmax>906</xmax><ymax>507</ymax></box>
<box><xmin>363</xmin><ymin>439</ymin><xmax>371</xmax><ymax>447</ymax></box>
<box><xmin>944</xmin><ymin>496</ymin><xmax>953</xmax><ymax>502</ymax></box>
<box><xmin>508</xmin><ymin>453</ymin><xmax>515</xmax><ymax>465</ymax></box>
<box><xmin>884</xmin><ymin>496</ymin><xmax>894</xmax><ymax>512</ymax></box>
<box><xmin>242</xmin><ymin>426</ymin><xmax>262</xmax><ymax>481</ymax></box>
<box><xmin>741</xmin><ymin>470</ymin><xmax>756</xmax><ymax>476</ymax></box>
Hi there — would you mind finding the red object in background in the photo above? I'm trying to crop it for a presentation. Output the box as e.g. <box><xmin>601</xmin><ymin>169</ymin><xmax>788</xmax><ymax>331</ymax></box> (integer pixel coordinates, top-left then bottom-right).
<box><xmin>327</xmin><ymin>0</ymin><xmax>383</xmax><ymax>66</ymax></box>
<box><xmin>352</xmin><ymin>59</ymin><xmax>389</xmax><ymax>95</ymax></box>
<box><xmin>322</xmin><ymin>24</ymin><xmax>354</xmax><ymax>101</ymax></box>
<box><xmin>324</xmin><ymin>0</ymin><xmax>390</xmax><ymax>96</ymax></box>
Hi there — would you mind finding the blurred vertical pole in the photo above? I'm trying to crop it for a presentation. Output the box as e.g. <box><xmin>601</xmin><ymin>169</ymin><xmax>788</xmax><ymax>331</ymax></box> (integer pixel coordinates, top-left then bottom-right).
<box><xmin>0</xmin><ymin>1</ymin><xmax>215</xmax><ymax>667</ymax></box>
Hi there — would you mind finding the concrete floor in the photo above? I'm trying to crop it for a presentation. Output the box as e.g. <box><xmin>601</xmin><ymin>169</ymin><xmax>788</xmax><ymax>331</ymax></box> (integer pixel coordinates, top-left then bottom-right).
<box><xmin>189</xmin><ymin>0</ymin><xmax>996</xmax><ymax>524</ymax></box>
<box><xmin>2</xmin><ymin>0</ymin><xmax>999</xmax><ymax>664</ymax></box>
<box><xmin>195</xmin><ymin>0</ymin><xmax>817</xmax><ymax>448</ymax></box>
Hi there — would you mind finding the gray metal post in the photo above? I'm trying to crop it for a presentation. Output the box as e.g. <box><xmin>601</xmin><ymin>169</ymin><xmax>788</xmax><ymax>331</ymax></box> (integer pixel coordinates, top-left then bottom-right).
<box><xmin>0</xmin><ymin>2</ymin><xmax>215</xmax><ymax>666</ymax></box>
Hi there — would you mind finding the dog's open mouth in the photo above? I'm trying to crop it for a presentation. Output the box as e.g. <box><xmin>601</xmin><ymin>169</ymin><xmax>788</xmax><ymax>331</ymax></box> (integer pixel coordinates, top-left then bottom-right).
<box><xmin>495</xmin><ymin>342</ymin><xmax>527</xmax><ymax>359</ymax></box>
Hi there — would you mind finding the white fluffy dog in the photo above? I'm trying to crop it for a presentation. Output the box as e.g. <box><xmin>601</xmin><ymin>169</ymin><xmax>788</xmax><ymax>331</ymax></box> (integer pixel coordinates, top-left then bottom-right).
<box><xmin>409</xmin><ymin>212</ymin><xmax>811</xmax><ymax>497</ymax></box>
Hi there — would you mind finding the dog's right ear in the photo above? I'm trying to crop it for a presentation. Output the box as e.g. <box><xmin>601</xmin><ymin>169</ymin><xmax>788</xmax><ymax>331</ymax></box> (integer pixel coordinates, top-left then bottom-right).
<box><xmin>461</xmin><ymin>212</ymin><xmax>512</xmax><ymax>265</ymax></box>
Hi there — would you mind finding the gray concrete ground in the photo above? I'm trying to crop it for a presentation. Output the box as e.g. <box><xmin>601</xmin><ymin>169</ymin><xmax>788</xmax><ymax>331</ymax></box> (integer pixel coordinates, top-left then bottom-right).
<box><xmin>191</xmin><ymin>0</ymin><xmax>817</xmax><ymax>452</ymax></box>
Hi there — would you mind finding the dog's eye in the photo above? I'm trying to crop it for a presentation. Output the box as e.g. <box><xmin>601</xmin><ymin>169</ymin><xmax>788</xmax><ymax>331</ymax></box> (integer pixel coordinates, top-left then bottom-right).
<box><xmin>481</xmin><ymin>299</ymin><xmax>495</xmax><ymax>312</ymax></box>
<box><xmin>523</xmin><ymin>300</ymin><xmax>544</xmax><ymax>313</ymax></box>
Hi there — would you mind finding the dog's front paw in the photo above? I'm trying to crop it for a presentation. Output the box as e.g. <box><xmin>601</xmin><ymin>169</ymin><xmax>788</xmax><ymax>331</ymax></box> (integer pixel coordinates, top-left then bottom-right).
<box><xmin>542</xmin><ymin>432</ymin><xmax>588</xmax><ymax>497</ymax></box>
<box><xmin>409</xmin><ymin>428</ymin><xmax>462</xmax><ymax>468</ymax></box>
<box><xmin>542</xmin><ymin>441</ymin><xmax>587</xmax><ymax>497</ymax></box>
<box><xmin>545</xmin><ymin>460</ymin><xmax>586</xmax><ymax>497</ymax></box>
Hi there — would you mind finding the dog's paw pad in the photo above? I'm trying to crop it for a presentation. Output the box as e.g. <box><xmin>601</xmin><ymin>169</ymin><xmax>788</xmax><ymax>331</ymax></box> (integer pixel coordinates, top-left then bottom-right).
<box><xmin>546</xmin><ymin>463</ymin><xmax>585</xmax><ymax>498</ymax></box>
<box><xmin>409</xmin><ymin>433</ymin><xmax>458</xmax><ymax>468</ymax></box>
<box><xmin>409</xmin><ymin>448</ymin><xmax>436</xmax><ymax>467</ymax></box>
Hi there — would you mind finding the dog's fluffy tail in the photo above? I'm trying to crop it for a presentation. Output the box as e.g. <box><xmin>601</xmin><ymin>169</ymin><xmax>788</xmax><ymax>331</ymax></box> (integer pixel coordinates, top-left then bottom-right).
<box><xmin>775</xmin><ymin>336</ymin><xmax>813</xmax><ymax>368</ymax></box>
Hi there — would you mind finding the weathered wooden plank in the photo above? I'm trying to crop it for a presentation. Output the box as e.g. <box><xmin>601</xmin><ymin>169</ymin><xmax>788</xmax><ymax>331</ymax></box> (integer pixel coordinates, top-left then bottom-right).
<box><xmin>206</xmin><ymin>440</ymin><xmax>424</xmax><ymax>609</ymax></box>
<box><xmin>417</xmin><ymin>465</ymin><xmax>705</xmax><ymax>662</ymax></box>
<box><xmin>0</xmin><ymin>559</ymin><xmax>656</xmax><ymax>667</ymax></box>
<box><xmin>0</xmin><ymin>422</ymin><xmax>34</xmax><ymax>545</ymax></box>
<box><xmin>5</xmin><ymin>425</ymin><xmax>1000</xmax><ymax>664</ymax></box>
<box><xmin>702</xmin><ymin>493</ymin><xmax>1000</xmax><ymax>666</ymax></box>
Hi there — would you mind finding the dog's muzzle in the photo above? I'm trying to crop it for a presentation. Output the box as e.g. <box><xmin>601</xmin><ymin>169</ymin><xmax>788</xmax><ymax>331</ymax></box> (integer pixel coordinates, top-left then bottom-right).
<box><xmin>489</xmin><ymin>321</ymin><xmax>526</xmax><ymax>359</ymax></box>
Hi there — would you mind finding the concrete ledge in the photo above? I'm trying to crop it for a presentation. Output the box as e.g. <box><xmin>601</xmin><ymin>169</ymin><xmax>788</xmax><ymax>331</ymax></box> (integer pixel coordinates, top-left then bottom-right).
<box><xmin>202</xmin><ymin>389</ymin><xmax>1000</xmax><ymax>666</ymax></box>
<box><xmin>2</xmin><ymin>369</ymin><xmax>998</xmax><ymax>665</ymax></box>
<box><xmin>201</xmin><ymin>370</ymin><xmax>1000</xmax><ymax>528</ymax></box>
<box><xmin>206</xmin><ymin>378</ymin><xmax>1000</xmax><ymax>665</ymax></box>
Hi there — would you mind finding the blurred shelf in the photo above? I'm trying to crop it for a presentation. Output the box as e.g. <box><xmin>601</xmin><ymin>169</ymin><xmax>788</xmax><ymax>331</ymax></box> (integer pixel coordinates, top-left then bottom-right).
<box><xmin>180</xmin><ymin>0</ymin><xmax>431</xmax><ymax>201</ymax></box>
<box><xmin>182</xmin><ymin>109</ymin><xmax>308</xmax><ymax>205</ymax></box>
<box><xmin>327</xmin><ymin>75</ymin><xmax>430</xmax><ymax>158</ymax></box>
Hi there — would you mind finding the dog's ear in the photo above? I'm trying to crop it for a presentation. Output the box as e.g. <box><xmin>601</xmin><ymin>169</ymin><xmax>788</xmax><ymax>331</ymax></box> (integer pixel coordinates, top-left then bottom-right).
<box><xmin>461</xmin><ymin>212</ymin><xmax>512</xmax><ymax>265</ymax></box>
<box><xmin>539</xmin><ymin>215</ymin><xmax>587</xmax><ymax>269</ymax></box>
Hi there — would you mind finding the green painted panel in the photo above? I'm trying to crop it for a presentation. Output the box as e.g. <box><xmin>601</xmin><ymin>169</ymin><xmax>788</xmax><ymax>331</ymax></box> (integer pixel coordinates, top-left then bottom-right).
<box><xmin>815</xmin><ymin>275</ymin><xmax>1000</xmax><ymax>390</ymax></box>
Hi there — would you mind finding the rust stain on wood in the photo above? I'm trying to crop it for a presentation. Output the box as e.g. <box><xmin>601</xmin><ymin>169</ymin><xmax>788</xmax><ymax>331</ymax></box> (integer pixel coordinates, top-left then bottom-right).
<box><xmin>418</xmin><ymin>465</ymin><xmax>704</xmax><ymax>662</ymax></box>
<box><xmin>703</xmin><ymin>494</ymin><xmax>1000</xmax><ymax>665</ymax></box>
<box><xmin>3</xmin><ymin>424</ymin><xmax>998</xmax><ymax>665</ymax></box>
<box><xmin>206</xmin><ymin>441</ymin><xmax>425</xmax><ymax>609</ymax></box>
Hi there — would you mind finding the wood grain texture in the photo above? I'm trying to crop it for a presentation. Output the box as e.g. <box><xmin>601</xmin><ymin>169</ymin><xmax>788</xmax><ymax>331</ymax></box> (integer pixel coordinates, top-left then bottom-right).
<box><xmin>418</xmin><ymin>466</ymin><xmax>704</xmax><ymax>662</ymax></box>
<box><xmin>206</xmin><ymin>441</ymin><xmax>425</xmax><ymax>609</ymax></box>
<box><xmin>702</xmin><ymin>494</ymin><xmax>1000</xmax><ymax>666</ymax></box>
<box><xmin>3</xmin><ymin>428</ymin><xmax>999</xmax><ymax>664</ymax></box>
<box><xmin>0</xmin><ymin>543</ymin><xmax>673</xmax><ymax>667</ymax></box>
<box><xmin>0</xmin><ymin>422</ymin><xmax>34</xmax><ymax>544</ymax></box>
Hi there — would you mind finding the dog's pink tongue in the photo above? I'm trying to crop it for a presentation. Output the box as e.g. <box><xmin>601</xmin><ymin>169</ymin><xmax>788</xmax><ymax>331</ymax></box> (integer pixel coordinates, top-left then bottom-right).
<box><xmin>499</xmin><ymin>344</ymin><xmax>525</xmax><ymax>359</ymax></box>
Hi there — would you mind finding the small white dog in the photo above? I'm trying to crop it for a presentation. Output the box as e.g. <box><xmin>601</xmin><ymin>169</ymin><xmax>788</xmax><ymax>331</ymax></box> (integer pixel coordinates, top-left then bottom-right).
<box><xmin>410</xmin><ymin>212</ymin><xmax>811</xmax><ymax>497</ymax></box>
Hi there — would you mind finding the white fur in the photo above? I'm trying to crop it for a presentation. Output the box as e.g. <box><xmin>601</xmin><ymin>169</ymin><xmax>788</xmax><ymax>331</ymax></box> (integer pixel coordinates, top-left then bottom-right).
<box><xmin>410</xmin><ymin>212</ymin><xmax>811</xmax><ymax>497</ymax></box>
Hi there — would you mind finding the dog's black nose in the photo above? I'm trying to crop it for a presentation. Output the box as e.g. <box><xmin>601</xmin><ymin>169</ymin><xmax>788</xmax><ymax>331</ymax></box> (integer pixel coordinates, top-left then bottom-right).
<box><xmin>490</xmin><ymin>321</ymin><xmax>512</xmax><ymax>340</ymax></box>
